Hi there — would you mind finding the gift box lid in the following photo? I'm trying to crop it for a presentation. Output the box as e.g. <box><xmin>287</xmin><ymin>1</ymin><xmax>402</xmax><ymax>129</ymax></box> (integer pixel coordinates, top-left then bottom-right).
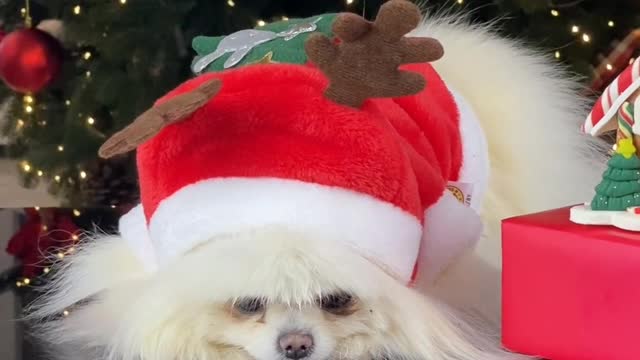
<box><xmin>504</xmin><ymin>206</ymin><xmax>640</xmax><ymax>245</ymax></box>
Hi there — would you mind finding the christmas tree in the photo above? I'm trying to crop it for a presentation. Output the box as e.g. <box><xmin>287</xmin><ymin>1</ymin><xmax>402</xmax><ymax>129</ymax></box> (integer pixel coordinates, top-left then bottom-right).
<box><xmin>0</xmin><ymin>0</ymin><xmax>639</xmax><ymax>206</ymax></box>
<box><xmin>591</xmin><ymin>101</ymin><xmax>640</xmax><ymax>211</ymax></box>
<box><xmin>591</xmin><ymin>139</ymin><xmax>640</xmax><ymax>210</ymax></box>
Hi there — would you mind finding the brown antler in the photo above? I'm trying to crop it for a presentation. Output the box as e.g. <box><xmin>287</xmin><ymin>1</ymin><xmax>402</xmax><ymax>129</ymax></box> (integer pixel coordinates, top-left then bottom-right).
<box><xmin>305</xmin><ymin>0</ymin><xmax>443</xmax><ymax>108</ymax></box>
<box><xmin>98</xmin><ymin>79</ymin><xmax>222</xmax><ymax>159</ymax></box>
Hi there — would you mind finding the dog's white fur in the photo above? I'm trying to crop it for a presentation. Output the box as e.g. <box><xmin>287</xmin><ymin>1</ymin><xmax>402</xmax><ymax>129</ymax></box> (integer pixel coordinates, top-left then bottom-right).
<box><xmin>29</xmin><ymin>14</ymin><xmax>606</xmax><ymax>360</ymax></box>
<box><xmin>411</xmin><ymin>15</ymin><xmax>605</xmax><ymax>322</ymax></box>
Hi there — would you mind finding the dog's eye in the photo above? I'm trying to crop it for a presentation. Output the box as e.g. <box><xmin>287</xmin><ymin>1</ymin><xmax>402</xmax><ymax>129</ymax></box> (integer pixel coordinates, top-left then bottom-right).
<box><xmin>320</xmin><ymin>292</ymin><xmax>355</xmax><ymax>315</ymax></box>
<box><xmin>234</xmin><ymin>298</ymin><xmax>265</xmax><ymax>315</ymax></box>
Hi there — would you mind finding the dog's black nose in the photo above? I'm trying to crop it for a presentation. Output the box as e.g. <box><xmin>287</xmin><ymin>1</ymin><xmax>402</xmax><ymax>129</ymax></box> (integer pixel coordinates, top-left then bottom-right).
<box><xmin>278</xmin><ymin>331</ymin><xmax>314</xmax><ymax>359</ymax></box>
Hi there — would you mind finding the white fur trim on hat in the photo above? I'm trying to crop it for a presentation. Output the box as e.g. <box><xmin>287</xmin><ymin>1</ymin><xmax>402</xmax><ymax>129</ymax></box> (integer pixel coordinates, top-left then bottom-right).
<box><xmin>147</xmin><ymin>177</ymin><xmax>423</xmax><ymax>283</ymax></box>
<box><xmin>118</xmin><ymin>204</ymin><xmax>158</xmax><ymax>272</ymax></box>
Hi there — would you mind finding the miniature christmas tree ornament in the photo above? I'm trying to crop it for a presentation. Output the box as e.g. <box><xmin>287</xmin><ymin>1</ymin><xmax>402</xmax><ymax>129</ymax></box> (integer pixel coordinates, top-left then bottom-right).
<box><xmin>571</xmin><ymin>56</ymin><xmax>640</xmax><ymax>231</ymax></box>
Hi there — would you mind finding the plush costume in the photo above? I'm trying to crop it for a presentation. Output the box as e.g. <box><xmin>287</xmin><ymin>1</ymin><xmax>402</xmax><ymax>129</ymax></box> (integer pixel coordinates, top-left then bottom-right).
<box><xmin>103</xmin><ymin>0</ymin><xmax>488</xmax><ymax>285</ymax></box>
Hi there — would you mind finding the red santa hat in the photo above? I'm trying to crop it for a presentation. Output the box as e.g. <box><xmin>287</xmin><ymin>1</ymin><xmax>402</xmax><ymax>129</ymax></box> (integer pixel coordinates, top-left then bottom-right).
<box><xmin>105</xmin><ymin>0</ymin><xmax>487</xmax><ymax>284</ymax></box>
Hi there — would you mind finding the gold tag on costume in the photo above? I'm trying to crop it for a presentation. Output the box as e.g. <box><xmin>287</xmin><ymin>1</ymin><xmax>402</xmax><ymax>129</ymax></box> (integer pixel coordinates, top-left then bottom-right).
<box><xmin>447</xmin><ymin>181</ymin><xmax>473</xmax><ymax>207</ymax></box>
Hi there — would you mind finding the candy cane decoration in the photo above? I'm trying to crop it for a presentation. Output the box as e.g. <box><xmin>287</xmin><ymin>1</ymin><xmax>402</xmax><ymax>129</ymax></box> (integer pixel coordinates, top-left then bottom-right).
<box><xmin>617</xmin><ymin>101</ymin><xmax>640</xmax><ymax>156</ymax></box>
<box><xmin>617</xmin><ymin>101</ymin><xmax>635</xmax><ymax>141</ymax></box>
<box><xmin>634</xmin><ymin>95</ymin><xmax>640</xmax><ymax>135</ymax></box>
<box><xmin>583</xmin><ymin>56</ymin><xmax>640</xmax><ymax>136</ymax></box>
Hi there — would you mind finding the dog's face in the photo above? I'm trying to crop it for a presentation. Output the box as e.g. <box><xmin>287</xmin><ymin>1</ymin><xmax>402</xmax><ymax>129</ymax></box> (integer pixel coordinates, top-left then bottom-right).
<box><xmin>209</xmin><ymin>292</ymin><xmax>384</xmax><ymax>360</ymax></box>
<box><xmin>179</xmin><ymin>229</ymin><xmax>401</xmax><ymax>360</ymax></box>
<box><xmin>48</xmin><ymin>228</ymin><xmax>417</xmax><ymax>360</ymax></box>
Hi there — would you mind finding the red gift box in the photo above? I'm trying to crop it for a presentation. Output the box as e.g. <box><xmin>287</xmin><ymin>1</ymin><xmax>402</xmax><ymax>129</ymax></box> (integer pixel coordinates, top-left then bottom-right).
<box><xmin>502</xmin><ymin>207</ymin><xmax>640</xmax><ymax>360</ymax></box>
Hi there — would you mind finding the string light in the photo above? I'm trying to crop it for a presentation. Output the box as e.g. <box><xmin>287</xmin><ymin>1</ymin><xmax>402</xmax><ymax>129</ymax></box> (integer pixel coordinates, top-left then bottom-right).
<box><xmin>87</xmin><ymin>116</ymin><xmax>95</xmax><ymax>125</ymax></box>
<box><xmin>35</xmin><ymin>206</ymin><xmax>40</xmax><ymax>211</ymax></box>
<box><xmin>25</xmin><ymin>105</ymin><xmax>33</xmax><ymax>113</ymax></box>
<box><xmin>550</xmin><ymin>9</ymin><xmax>559</xmax><ymax>17</ymax></box>
<box><xmin>63</xmin><ymin>310</ymin><xmax>70</xmax><ymax>316</ymax></box>
<box><xmin>23</xmin><ymin>0</ymin><xmax>32</xmax><ymax>26</ymax></box>
<box><xmin>16</xmin><ymin>281</ymin><xmax>22</xmax><ymax>287</ymax></box>
<box><xmin>79</xmin><ymin>170</ymin><xmax>87</xmax><ymax>179</ymax></box>
<box><xmin>73</xmin><ymin>209</ymin><xmax>81</xmax><ymax>217</ymax></box>
<box><xmin>72</xmin><ymin>234</ymin><xmax>79</xmax><ymax>241</ymax></box>
<box><xmin>16</xmin><ymin>119</ymin><xmax>24</xmax><ymax>129</ymax></box>
<box><xmin>282</xmin><ymin>16</ymin><xmax>289</xmax><ymax>21</ymax></box>
<box><xmin>20</xmin><ymin>8</ymin><xmax>26</xmax><ymax>16</ymax></box>
<box><xmin>37</xmin><ymin>170</ymin><xmax>44</xmax><ymax>177</ymax></box>
<box><xmin>456</xmin><ymin>0</ymin><xmax>463</xmax><ymax>4</ymax></box>
<box><xmin>257</xmin><ymin>20</ymin><xmax>266</xmax><ymax>27</ymax></box>
<box><xmin>57</xmin><ymin>252</ymin><xmax>65</xmax><ymax>259</ymax></box>
<box><xmin>227</xmin><ymin>0</ymin><xmax>235</xmax><ymax>7</ymax></box>
<box><xmin>110</xmin><ymin>204</ymin><xmax>116</xmax><ymax>209</ymax></box>
<box><xmin>65</xmin><ymin>99</ymin><xmax>71</xmax><ymax>106</ymax></box>
<box><xmin>54</xmin><ymin>175</ymin><xmax>61</xmax><ymax>182</ymax></box>
<box><xmin>23</xmin><ymin>95</ymin><xmax>34</xmax><ymax>104</ymax></box>
<box><xmin>39</xmin><ymin>120</ymin><xmax>47</xmax><ymax>126</ymax></box>
<box><xmin>43</xmin><ymin>267</ymin><xmax>50</xmax><ymax>274</ymax></box>
<box><xmin>346</xmin><ymin>0</ymin><xmax>354</xmax><ymax>4</ymax></box>
<box><xmin>608</xmin><ymin>20</ymin><xmax>615</xmax><ymax>27</ymax></box>
<box><xmin>120</xmin><ymin>0</ymin><xmax>126</xmax><ymax>4</ymax></box>
<box><xmin>606</xmin><ymin>63</ymin><xmax>613</xmax><ymax>71</ymax></box>
<box><xmin>582</xmin><ymin>33</ymin><xmax>591</xmax><ymax>43</ymax></box>
<box><xmin>22</xmin><ymin>162</ymin><xmax>32</xmax><ymax>173</ymax></box>
<box><xmin>555</xmin><ymin>51</ymin><xmax>561</xmax><ymax>59</ymax></box>
<box><xmin>571</xmin><ymin>25</ymin><xmax>580</xmax><ymax>33</ymax></box>
<box><xmin>73</xmin><ymin>5</ymin><xmax>81</xmax><ymax>15</ymax></box>
<box><xmin>58</xmin><ymin>145</ymin><xmax>64</xmax><ymax>152</ymax></box>
<box><xmin>86</xmin><ymin>70</ymin><xmax>92</xmax><ymax>78</ymax></box>
<box><xmin>23</xmin><ymin>278</ymin><xmax>31</xmax><ymax>285</ymax></box>
<box><xmin>68</xmin><ymin>247</ymin><xmax>76</xmax><ymax>253</ymax></box>
<box><xmin>83</xmin><ymin>51</ymin><xmax>92</xmax><ymax>60</ymax></box>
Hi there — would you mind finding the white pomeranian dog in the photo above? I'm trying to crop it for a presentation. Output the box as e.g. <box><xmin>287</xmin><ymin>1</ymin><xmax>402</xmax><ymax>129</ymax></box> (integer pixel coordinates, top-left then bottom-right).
<box><xmin>28</xmin><ymin>3</ymin><xmax>605</xmax><ymax>360</ymax></box>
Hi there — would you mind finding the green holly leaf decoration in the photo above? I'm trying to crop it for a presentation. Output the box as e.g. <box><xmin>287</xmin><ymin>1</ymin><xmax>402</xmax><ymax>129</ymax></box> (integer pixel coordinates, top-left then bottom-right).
<box><xmin>192</xmin><ymin>13</ymin><xmax>337</xmax><ymax>73</ymax></box>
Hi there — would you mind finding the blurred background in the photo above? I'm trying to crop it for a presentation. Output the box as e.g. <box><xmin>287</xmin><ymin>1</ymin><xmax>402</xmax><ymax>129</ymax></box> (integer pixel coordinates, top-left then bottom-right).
<box><xmin>0</xmin><ymin>0</ymin><xmax>638</xmax><ymax>358</ymax></box>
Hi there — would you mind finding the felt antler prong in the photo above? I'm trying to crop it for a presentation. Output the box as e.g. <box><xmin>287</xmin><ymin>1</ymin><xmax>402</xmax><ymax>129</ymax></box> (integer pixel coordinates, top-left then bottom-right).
<box><xmin>305</xmin><ymin>0</ymin><xmax>444</xmax><ymax>108</ymax></box>
<box><xmin>98</xmin><ymin>79</ymin><xmax>222</xmax><ymax>159</ymax></box>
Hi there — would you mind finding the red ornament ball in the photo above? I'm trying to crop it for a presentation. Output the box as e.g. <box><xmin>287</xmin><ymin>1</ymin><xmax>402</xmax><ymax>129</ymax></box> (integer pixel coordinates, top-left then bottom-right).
<box><xmin>0</xmin><ymin>28</ymin><xmax>63</xmax><ymax>93</ymax></box>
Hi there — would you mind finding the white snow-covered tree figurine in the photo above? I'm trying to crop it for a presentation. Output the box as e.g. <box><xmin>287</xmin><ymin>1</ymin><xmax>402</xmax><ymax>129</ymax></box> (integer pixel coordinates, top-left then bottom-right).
<box><xmin>571</xmin><ymin>56</ymin><xmax>640</xmax><ymax>231</ymax></box>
